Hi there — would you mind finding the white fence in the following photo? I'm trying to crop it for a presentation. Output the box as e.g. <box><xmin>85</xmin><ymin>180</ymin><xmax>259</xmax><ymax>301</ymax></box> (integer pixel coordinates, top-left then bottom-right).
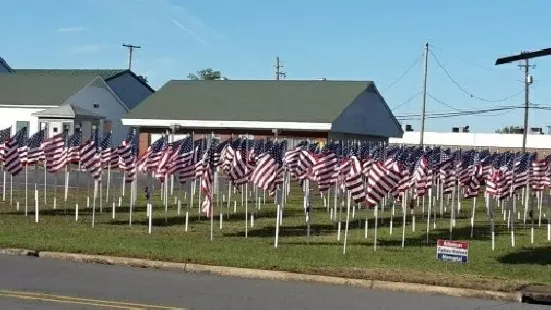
<box><xmin>389</xmin><ymin>132</ymin><xmax>551</xmax><ymax>149</ymax></box>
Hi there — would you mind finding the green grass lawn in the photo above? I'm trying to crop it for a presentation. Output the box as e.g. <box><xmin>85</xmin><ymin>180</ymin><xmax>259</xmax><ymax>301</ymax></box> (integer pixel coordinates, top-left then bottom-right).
<box><xmin>0</xmin><ymin>181</ymin><xmax>550</xmax><ymax>292</ymax></box>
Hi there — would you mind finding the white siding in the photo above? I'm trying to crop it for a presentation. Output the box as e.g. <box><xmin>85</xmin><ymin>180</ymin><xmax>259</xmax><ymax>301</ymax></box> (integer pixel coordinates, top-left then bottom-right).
<box><xmin>64</xmin><ymin>83</ymin><xmax>129</xmax><ymax>144</ymax></box>
<box><xmin>0</xmin><ymin>106</ymin><xmax>49</xmax><ymax>135</ymax></box>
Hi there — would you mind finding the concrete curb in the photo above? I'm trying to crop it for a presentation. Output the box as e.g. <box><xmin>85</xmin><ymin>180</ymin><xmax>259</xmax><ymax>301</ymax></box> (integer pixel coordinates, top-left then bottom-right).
<box><xmin>0</xmin><ymin>249</ymin><xmax>524</xmax><ymax>303</ymax></box>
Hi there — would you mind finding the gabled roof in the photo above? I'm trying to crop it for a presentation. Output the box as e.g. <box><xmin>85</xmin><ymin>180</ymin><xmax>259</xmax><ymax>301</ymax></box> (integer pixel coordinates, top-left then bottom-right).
<box><xmin>0</xmin><ymin>57</ymin><xmax>13</xmax><ymax>72</ymax></box>
<box><xmin>32</xmin><ymin>103</ymin><xmax>104</xmax><ymax>119</ymax></box>
<box><xmin>14</xmin><ymin>69</ymin><xmax>126</xmax><ymax>80</ymax></box>
<box><xmin>0</xmin><ymin>74</ymin><xmax>95</xmax><ymax>106</ymax></box>
<box><xmin>124</xmin><ymin>80</ymin><xmax>403</xmax><ymax>138</ymax></box>
<box><xmin>13</xmin><ymin>69</ymin><xmax>155</xmax><ymax>93</ymax></box>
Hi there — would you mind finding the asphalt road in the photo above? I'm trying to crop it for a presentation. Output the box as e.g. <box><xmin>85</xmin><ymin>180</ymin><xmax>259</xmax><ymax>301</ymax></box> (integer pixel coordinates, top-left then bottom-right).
<box><xmin>0</xmin><ymin>254</ymin><xmax>545</xmax><ymax>310</ymax></box>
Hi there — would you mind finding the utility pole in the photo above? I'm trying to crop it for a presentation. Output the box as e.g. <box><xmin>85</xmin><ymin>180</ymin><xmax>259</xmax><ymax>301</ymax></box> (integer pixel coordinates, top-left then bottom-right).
<box><xmin>518</xmin><ymin>55</ymin><xmax>535</xmax><ymax>153</ymax></box>
<box><xmin>122</xmin><ymin>43</ymin><xmax>141</xmax><ymax>70</ymax></box>
<box><xmin>275</xmin><ymin>57</ymin><xmax>286</xmax><ymax>80</ymax></box>
<box><xmin>419</xmin><ymin>42</ymin><xmax>429</xmax><ymax>146</ymax></box>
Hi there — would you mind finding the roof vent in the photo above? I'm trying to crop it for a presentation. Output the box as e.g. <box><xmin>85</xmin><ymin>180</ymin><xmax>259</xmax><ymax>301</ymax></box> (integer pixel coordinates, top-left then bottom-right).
<box><xmin>318</xmin><ymin>78</ymin><xmax>327</xmax><ymax>81</ymax></box>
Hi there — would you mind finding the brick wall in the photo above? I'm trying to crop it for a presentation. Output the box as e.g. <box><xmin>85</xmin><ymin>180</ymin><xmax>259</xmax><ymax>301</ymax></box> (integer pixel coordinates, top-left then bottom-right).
<box><xmin>138</xmin><ymin>131</ymin><xmax>150</xmax><ymax>157</ymax></box>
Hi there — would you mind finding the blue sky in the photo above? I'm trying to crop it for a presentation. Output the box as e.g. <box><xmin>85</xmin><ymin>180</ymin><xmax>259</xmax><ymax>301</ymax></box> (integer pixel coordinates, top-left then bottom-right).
<box><xmin>2</xmin><ymin>0</ymin><xmax>551</xmax><ymax>133</ymax></box>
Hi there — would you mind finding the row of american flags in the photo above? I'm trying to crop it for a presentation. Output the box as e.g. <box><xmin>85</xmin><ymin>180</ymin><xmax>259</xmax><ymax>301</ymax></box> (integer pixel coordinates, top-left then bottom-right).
<box><xmin>126</xmin><ymin>134</ymin><xmax>550</xmax><ymax>218</ymax></box>
<box><xmin>0</xmin><ymin>126</ymin><xmax>137</xmax><ymax>183</ymax></box>
<box><xmin>284</xmin><ymin>141</ymin><xmax>549</xmax><ymax>208</ymax></box>
<box><xmin>1</xmin><ymin>125</ymin><xmax>548</xmax><ymax>219</ymax></box>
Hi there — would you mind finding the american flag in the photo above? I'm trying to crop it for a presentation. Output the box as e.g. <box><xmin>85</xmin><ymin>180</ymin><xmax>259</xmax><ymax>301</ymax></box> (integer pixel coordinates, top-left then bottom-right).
<box><xmin>118</xmin><ymin>129</ymin><xmax>137</xmax><ymax>171</ymax></box>
<box><xmin>250</xmin><ymin>141</ymin><xmax>285</xmax><ymax>196</ymax></box>
<box><xmin>0</xmin><ymin>127</ymin><xmax>12</xmax><ymax>162</ymax></box>
<box><xmin>66</xmin><ymin>129</ymin><xmax>82</xmax><ymax>164</ymax></box>
<box><xmin>413</xmin><ymin>154</ymin><xmax>429</xmax><ymax>197</ymax></box>
<box><xmin>80</xmin><ymin>129</ymin><xmax>102</xmax><ymax>180</ymax></box>
<box><xmin>171</xmin><ymin>137</ymin><xmax>196</xmax><ymax>182</ymax></box>
<box><xmin>4</xmin><ymin>127</ymin><xmax>27</xmax><ymax>176</ymax></box>
<box><xmin>25</xmin><ymin>129</ymin><xmax>45</xmax><ymax>166</ymax></box>
<box><xmin>365</xmin><ymin>160</ymin><xmax>402</xmax><ymax>208</ymax></box>
<box><xmin>312</xmin><ymin>142</ymin><xmax>339</xmax><ymax>191</ymax></box>
<box><xmin>201</xmin><ymin>140</ymin><xmax>219</xmax><ymax>218</ymax></box>
<box><xmin>138</xmin><ymin>135</ymin><xmax>167</xmax><ymax>172</ymax></box>
<box><xmin>43</xmin><ymin>132</ymin><xmax>67</xmax><ymax>173</ymax></box>
<box><xmin>343</xmin><ymin>151</ymin><xmax>366</xmax><ymax>203</ymax></box>
<box><xmin>229</xmin><ymin>139</ymin><xmax>251</xmax><ymax>185</ymax></box>
<box><xmin>100</xmin><ymin>131</ymin><xmax>118</xmax><ymax>169</ymax></box>
<box><xmin>531</xmin><ymin>158</ymin><xmax>549</xmax><ymax>191</ymax></box>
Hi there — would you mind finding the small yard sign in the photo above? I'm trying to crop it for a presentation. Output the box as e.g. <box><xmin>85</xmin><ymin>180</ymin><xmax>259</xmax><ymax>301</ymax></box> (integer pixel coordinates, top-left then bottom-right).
<box><xmin>436</xmin><ymin>239</ymin><xmax>469</xmax><ymax>263</ymax></box>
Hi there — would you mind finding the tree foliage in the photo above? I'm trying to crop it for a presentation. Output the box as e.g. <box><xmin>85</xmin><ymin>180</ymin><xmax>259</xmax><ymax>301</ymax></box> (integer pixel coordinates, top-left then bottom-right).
<box><xmin>495</xmin><ymin>125</ymin><xmax>523</xmax><ymax>134</ymax></box>
<box><xmin>187</xmin><ymin>68</ymin><xmax>221</xmax><ymax>80</ymax></box>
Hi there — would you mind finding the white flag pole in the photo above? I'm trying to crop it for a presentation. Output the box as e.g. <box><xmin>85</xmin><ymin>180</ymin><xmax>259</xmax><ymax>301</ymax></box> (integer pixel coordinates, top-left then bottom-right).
<box><xmin>25</xmin><ymin>165</ymin><xmax>28</xmax><ymax>216</ymax></box>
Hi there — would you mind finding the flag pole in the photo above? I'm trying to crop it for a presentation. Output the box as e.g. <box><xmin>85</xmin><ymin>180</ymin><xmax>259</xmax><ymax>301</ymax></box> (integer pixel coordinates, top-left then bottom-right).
<box><xmin>25</xmin><ymin>164</ymin><xmax>28</xmax><ymax>216</ymax></box>
<box><xmin>76</xmin><ymin>163</ymin><xmax>80</xmax><ymax>221</ymax></box>
<box><xmin>43</xmin><ymin>161</ymin><xmax>47</xmax><ymax>205</ymax></box>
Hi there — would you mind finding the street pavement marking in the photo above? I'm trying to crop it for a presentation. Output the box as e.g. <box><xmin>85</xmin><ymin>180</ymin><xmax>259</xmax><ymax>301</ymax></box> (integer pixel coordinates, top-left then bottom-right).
<box><xmin>0</xmin><ymin>290</ymin><xmax>188</xmax><ymax>309</ymax></box>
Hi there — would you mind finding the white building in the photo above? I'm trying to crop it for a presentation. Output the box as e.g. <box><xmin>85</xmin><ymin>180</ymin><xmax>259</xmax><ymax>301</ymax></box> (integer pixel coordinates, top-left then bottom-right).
<box><xmin>0</xmin><ymin>74</ymin><xmax>133</xmax><ymax>144</ymax></box>
<box><xmin>390</xmin><ymin>131</ymin><xmax>551</xmax><ymax>150</ymax></box>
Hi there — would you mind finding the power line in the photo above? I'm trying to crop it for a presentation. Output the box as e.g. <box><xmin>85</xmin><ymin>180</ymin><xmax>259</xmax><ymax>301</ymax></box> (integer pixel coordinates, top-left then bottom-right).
<box><xmin>429</xmin><ymin>44</ymin><xmax>524</xmax><ymax>84</ymax></box>
<box><xmin>427</xmin><ymin>94</ymin><xmax>522</xmax><ymax>117</ymax></box>
<box><xmin>381</xmin><ymin>54</ymin><xmax>423</xmax><ymax>93</ymax></box>
<box><xmin>429</xmin><ymin>50</ymin><xmax>524</xmax><ymax>102</ymax></box>
<box><xmin>395</xmin><ymin>105</ymin><xmax>524</xmax><ymax>120</ymax></box>
<box><xmin>391</xmin><ymin>91</ymin><xmax>422</xmax><ymax>110</ymax></box>
<box><xmin>427</xmin><ymin>93</ymin><xmax>463</xmax><ymax>111</ymax></box>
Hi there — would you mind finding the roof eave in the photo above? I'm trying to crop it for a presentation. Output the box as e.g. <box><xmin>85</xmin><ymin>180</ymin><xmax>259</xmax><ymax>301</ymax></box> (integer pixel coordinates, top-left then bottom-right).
<box><xmin>121</xmin><ymin>118</ymin><xmax>332</xmax><ymax>131</ymax></box>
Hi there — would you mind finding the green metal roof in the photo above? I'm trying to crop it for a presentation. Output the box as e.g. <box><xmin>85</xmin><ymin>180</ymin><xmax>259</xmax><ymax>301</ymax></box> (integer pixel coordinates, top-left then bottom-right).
<box><xmin>14</xmin><ymin>69</ymin><xmax>126</xmax><ymax>80</ymax></box>
<box><xmin>125</xmin><ymin>80</ymin><xmax>382</xmax><ymax>123</ymax></box>
<box><xmin>0</xmin><ymin>74</ymin><xmax>96</xmax><ymax>106</ymax></box>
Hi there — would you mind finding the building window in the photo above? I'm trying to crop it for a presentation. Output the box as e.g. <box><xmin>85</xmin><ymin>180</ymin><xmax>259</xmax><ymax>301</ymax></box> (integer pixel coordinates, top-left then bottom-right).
<box><xmin>93</xmin><ymin>104</ymin><xmax>100</xmax><ymax>108</ymax></box>
<box><xmin>53</xmin><ymin>127</ymin><xmax>58</xmax><ymax>133</ymax></box>
<box><xmin>16</xmin><ymin>121</ymin><xmax>29</xmax><ymax>133</ymax></box>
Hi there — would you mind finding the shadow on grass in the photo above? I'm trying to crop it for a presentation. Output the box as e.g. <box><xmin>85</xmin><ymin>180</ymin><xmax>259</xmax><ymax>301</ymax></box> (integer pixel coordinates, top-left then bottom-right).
<box><xmin>281</xmin><ymin>236</ymin><xmax>435</xmax><ymax>247</ymax></box>
<box><xmin>222</xmin><ymin>224</ymin><xmax>336</xmax><ymax>238</ymax></box>
<box><xmin>498</xmin><ymin>246</ymin><xmax>551</xmax><ymax>265</ymax></box>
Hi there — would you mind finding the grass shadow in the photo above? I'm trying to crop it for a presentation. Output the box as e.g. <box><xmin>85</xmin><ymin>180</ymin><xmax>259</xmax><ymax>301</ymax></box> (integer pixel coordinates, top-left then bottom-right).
<box><xmin>498</xmin><ymin>246</ymin><xmax>551</xmax><ymax>265</ymax></box>
<box><xmin>222</xmin><ymin>224</ymin><xmax>336</xmax><ymax>238</ymax></box>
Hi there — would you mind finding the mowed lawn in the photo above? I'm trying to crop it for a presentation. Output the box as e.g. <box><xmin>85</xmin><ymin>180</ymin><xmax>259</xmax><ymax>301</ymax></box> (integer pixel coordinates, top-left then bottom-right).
<box><xmin>0</xmin><ymin>180</ymin><xmax>550</xmax><ymax>292</ymax></box>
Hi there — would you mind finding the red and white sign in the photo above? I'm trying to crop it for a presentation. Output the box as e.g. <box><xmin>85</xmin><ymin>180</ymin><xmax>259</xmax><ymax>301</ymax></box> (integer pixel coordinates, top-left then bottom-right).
<box><xmin>436</xmin><ymin>239</ymin><xmax>469</xmax><ymax>263</ymax></box>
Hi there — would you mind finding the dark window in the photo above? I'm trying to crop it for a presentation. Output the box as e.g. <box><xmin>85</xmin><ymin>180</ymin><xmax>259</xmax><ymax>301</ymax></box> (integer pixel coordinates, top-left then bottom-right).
<box><xmin>93</xmin><ymin>104</ymin><xmax>100</xmax><ymax>108</ymax></box>
<box><xmin>16</xmin><ymin>121</ymin><xmax>29</xmax><ymax>132</ymax></box>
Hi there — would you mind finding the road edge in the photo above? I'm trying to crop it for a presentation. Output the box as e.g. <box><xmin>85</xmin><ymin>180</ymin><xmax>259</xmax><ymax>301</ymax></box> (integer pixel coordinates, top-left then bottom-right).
<box><xmin>0</xmin><ymin>248</ymin><xmax>523</xmax><ymax>303</ymax></box>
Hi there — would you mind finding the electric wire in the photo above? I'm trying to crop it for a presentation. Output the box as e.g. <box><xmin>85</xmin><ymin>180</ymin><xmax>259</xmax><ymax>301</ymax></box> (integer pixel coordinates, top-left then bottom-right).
<box><xmin>429</xmin><ymin>44</ymin><xmax>524</xmax><ymax>84</ymax></box>
<box><xmin>380</xmin><ymin>54</ymin><xmax>423</xmax><ymax>94</ymax></box>
<box><xmin>395</xmin><ymin>105</ymin><xmax>525</xmax><ymax>120</ymax></box>
<box><xmin>429</xmin><ymin>49</ymin><xmax>524</xmax><ymax>102</ymax></box>
<box><xmin>391</xmin><ymin>91</ymin><xmax>422</xmax><ymax>110</ymax></box>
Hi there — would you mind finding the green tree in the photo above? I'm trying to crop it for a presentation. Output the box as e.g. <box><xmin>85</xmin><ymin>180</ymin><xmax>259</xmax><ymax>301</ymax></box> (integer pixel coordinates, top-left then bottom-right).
<box><xmin>495</xmin><ymin>125</ymin><xmax>523</xmax><ymax>134</ymax></box>
<box><xmin>187</xmin><ymin>68</ymin><xmax>222</xmax><ymax>80</ymax></box>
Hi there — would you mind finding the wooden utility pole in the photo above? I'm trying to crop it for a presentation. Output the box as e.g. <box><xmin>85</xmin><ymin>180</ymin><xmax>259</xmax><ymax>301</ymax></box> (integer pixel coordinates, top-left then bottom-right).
<box><xmin>419</xmin><ymin>42</ymin><xmax>429</xmax><ymax>147</ymax></box>
<box><xmin>518</xmin><ymin>55</ymin><xmax>535</xmax><ymax>153</ymax></box>
<box><xmin>275</xmin><ymin>57</ymin><xmax>286</xmax><ymax>80</ymax></box>
<box><xmin>122</xmin><ymin>43</ymin><xmax>141</xmax><ymax>70</ymax></box>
